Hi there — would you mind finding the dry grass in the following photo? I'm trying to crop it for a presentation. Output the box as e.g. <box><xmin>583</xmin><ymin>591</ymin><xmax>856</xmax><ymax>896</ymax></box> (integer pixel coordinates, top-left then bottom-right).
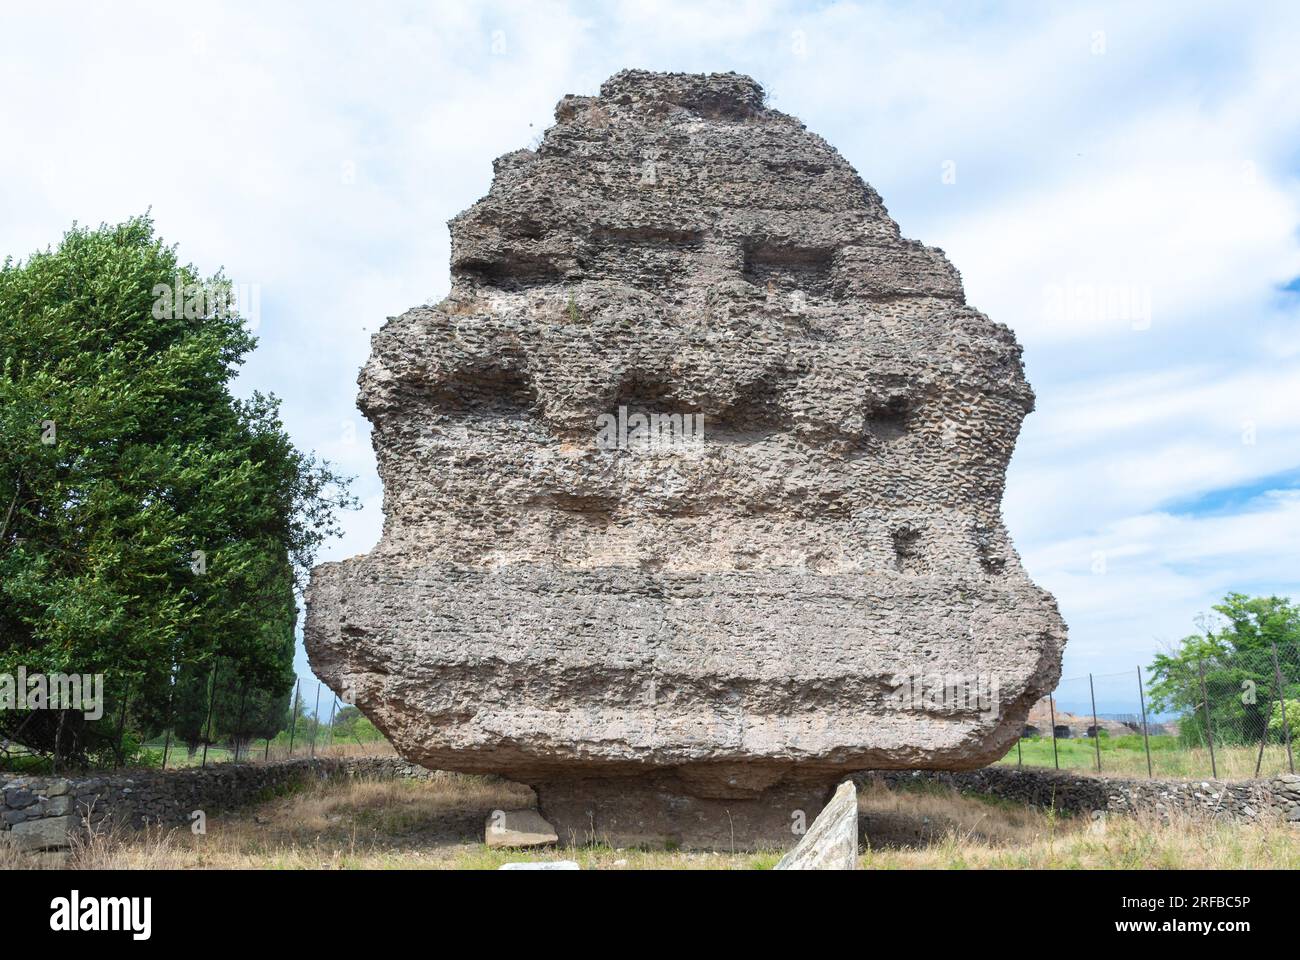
<box><xmin>857</xmin><ymin>779</ymin><xmax>1300</xmax><ymax>869</ymax></box>
<box><xmin>5</xmin><ymin>774</ymin><xmax>1294</xmax><ymax>870</ymax></box>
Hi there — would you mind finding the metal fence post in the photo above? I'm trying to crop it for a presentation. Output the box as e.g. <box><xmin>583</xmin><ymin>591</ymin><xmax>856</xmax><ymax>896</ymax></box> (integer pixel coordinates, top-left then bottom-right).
<box><xmin>161</xmin><ymin>675</ymin><xmax>176</xmax><ymax>771</ymax></box>
<box><xmin>327</xmin><ymin>697</ymin><xmax>338</xmax><ymax>752</ymax></box>
<box><xmin>1255</xmin><ymin>695</ymin><xmax>1276</xmax><ymax>778</ymax></box>
<box><xmin>1088</xmin><ymin>673</ymin><xmax>1102</xmax><ymax>773</ymax></box>
<box><xmin>201</xmin><ymin>661</ymin><xmax>218</xmax><ymax>769</ymax></box>
<box><xmin>234</xmin><ymin>682</ymin><xmax>249</xmax><ymax>764</ymax></box>
<box><xmin>310</xmin><ymin>681</ymin><xmax>321</xmax><ymax>757</ymax></box>
<box><xmin>52</xmin><ymin>710</ymin><xmax>66</xmax><ymax>775</ymax></box>
<box><xmin>1198</xmin><ymin>658</ymin><xmax>1217</xmax><ymax>779</ymax></box>
<box><xmin>1049</xmin><ymin>695</ymin><xmax>1059</xmax><ymax>770</ymax></box>
<box><xmin>1136</xmin><ymin>665</ymin><xmax>1153</xmax><ymax>778</ymax></box>
<box><xmin>1272</xmin><ymin>641</ymin><xmax>1295</xmax><ymax>774</ymax></box>
<box><xmin>1016</xmin><ymin>737</ymin><xmax>1022</xmax><ymax>767</ymax></box>
<box><xmin>287</xmin><ymin>678</ymin><xmax>300</xmax><ymax>756</ymax></box>
<box><xmin>113</xmin><ymin>687</ymin><xmax>130</xmax><ymax>769</ymax></box>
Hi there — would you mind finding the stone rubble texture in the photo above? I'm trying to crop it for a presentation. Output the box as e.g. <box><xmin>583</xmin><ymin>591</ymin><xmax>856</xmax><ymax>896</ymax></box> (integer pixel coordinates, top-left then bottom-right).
<box><xmin>869</xmin><ymin>769</ymin><xmax>1300</xmax><ymax>825</ymax></box>
<box><xmin>305</xmin><ymin>69</ymin><xmax>1068</xmax><ymax>848</ymax></box>
<box><xmin>0</xmin><ymin>757</ymin><xmax>435</xmax><ymax>853</ymax></box>
<box><xmin>10</xmin><ymin>814</ymin><xmax>77</xmax><ymax>852</ymax></box>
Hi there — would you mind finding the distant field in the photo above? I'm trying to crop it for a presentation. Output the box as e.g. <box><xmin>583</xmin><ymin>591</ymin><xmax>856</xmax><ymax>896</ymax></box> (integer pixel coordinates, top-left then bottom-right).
<box><xmin>999</xmin><ymin>735</ymin><xmax>1295</xmax><ymax>780</ymax></box>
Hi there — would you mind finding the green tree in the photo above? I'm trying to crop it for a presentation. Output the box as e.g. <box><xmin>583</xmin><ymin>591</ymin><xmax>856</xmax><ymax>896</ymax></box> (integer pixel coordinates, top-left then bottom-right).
<box><xmin>1268</xmin><ymin>699</ymin><xmax>1300</xmax><ymax>743</ymax></box>
<box><xmin>170</xmin><ymin>654</ymin><xmax>293</xmax><ymax>758</ymax></box>
<box><xmin>1147</xmin><ymin>594</ymin><xmax>1300</xmax><ymax>747</ymax></box>
<box><xmin>0</xmin><ymin>216</ymin><xmax>353</xmax><ymax>765</ymax></box>
<box><xmin>330</xmin><ymin>704</ymin><xmax>363</xmax><ymax>740</ymax></box>
<box><xmin>329</xmin><ymin>704</ymin><xmax>384</xmax><ymax>744</ymax></box>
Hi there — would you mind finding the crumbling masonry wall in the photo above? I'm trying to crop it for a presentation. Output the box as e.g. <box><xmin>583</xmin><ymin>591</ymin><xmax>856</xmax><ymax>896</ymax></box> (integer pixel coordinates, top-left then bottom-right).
<box><xmin>305</xmin><ymin>70</ymin><xmax>1068</xmax><ymax>847</ymax></box>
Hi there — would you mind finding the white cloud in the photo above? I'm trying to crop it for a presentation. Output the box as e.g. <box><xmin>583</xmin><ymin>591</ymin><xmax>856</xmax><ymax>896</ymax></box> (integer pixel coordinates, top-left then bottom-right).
<box><xmin>1006</xmin><ymin>361</ymin><xmax>1300</xmax><ymax>542</ymax></box>
<box><xmin>1023</xmin><ymin>490</ymin><xmax>1300</xmax><ymax>676</ymax></box>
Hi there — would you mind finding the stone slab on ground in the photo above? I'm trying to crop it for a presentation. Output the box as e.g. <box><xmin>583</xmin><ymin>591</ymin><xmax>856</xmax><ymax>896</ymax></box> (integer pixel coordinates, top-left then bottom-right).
<box><xmin>499</xmin><ymin>860</ymin><xmax>580</xmax><ymax>870</ymax></box>
<box><xmin>10</xmin><ymin>814</ymin><xmax>77</xmax><ymax>852</ymax></box>
<box><xmin>774</xmin><ymin>781</ymin><xmax>858</xmax><ymax>870</ymax></box>
<box><xmin>486</xmin><ymin>809</ymin><xmax>559</xmax><ymax>848</ymax></box>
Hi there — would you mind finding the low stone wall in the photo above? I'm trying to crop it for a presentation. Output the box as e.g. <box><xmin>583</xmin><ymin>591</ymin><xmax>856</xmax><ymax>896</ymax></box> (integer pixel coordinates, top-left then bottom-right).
<box><xmin>866</xmin><ymin>767</ymin><xmax>1300</xmax><ymax>823</ymax></box>
<box><xmin>0</xmin><ymin>756</ymin><xmax>430</xmax><ymax>851</ymax></box>
<box><xmin>7</xmin><ymin>758</ymin><xmax>1298</xmax><ymax>853</ymax></box>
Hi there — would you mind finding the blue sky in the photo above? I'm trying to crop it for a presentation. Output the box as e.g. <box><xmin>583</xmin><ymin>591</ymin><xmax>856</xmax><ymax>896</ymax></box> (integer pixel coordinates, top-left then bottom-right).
<box><xmin>2</xmin><ymin>1</ymin><xmax>1298</xmax><ymax>717</ymax></box>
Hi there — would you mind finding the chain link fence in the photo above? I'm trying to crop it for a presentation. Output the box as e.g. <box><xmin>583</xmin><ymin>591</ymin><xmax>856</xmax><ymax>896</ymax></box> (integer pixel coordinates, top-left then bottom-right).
<box><xmin>140</xmin><ymin>677</ymin><xmax>393</xmax><ymax>770</ymax></box>
<box><xmin>1004</xmin><ymin>641</ymin><xmax>1298</xmax><ymax>780</ymax></box>
<box><xmin>0</xmin><ymin>668</ymin><xmax>391</xmax><ymax>775</ymax></box>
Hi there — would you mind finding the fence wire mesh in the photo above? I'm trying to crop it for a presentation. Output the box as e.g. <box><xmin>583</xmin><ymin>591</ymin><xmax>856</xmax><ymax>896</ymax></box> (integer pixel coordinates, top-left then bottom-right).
<box><xmin>1005</xmin><ymin>641</ymin><xmax>1298</xmax><ymax>779</ymax></box>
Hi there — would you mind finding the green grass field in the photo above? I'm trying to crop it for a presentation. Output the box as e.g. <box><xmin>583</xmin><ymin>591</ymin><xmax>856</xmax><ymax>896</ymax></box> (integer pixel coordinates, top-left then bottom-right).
<box><xmin>998</xmin><ymin>734</ymin><xmax>1296</xmax><ymax>779</ymax></box>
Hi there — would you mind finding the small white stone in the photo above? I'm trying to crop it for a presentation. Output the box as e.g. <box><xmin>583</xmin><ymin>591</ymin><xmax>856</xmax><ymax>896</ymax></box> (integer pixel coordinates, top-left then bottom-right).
<box><xmin>485</xmin><ymin>809</ymin><xmax>559</xmax><ymax>849</ymax></box>
<box><xmin>498</xmin><ymin>860</ymin><xmax>580</xmax><ymax>870</ymax></box>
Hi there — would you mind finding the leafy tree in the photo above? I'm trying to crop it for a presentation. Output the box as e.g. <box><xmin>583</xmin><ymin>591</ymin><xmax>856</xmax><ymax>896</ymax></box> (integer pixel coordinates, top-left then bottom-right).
<box><xmin>1147</xmin><ymin>594</ymin><xmax>1300</xmax><ymax>747</ymax></box>
<box><xmin>0</xmin><ymin>216</ymin><xmax>353</xmax><ymax>765</ymax></box>
<box><xmin>170</xmin><ymin>654</ymin><xmax>294</xmax><ymax>757</ymax></box>
<box><xmin>329</xmin><ymin>704</ymin><xmax>363</xmax><ymax>739</ymax></box>
<box><xmin>1268</xmin><ymin>699</ymin><xmax>1300</xmax><ymax>743</ymax></box>
<box><xmin>329</xmin><ymin>704</ymin><xmax>384</xmax><ymax>743</ymax></box>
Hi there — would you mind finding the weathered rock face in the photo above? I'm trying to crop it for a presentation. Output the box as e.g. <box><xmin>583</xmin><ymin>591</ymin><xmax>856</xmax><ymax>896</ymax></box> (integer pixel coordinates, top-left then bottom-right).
<box><xmin>306</xmin><ymin>69</ymin><xmax>1066</xmax><ymax>848</ymax></box>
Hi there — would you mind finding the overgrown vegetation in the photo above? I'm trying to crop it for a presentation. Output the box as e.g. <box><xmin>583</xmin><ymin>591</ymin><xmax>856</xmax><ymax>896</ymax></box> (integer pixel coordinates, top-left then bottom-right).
<box><xmin>1147</xmin><ymin>593</ymin><xmax>1300</xmax><ymax>748</ymax></box>
<box><xmin>0</xmin><ymin>216</ymin><xmax>354</xmax><ymax>766</ymax></box>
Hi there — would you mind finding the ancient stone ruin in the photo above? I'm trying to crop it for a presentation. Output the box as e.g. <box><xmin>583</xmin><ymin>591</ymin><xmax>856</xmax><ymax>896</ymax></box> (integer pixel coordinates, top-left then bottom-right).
<box><xmin>305</xmin><ymin>69</ymin><xmax>1067</xmax><ymax>849</ymax></box>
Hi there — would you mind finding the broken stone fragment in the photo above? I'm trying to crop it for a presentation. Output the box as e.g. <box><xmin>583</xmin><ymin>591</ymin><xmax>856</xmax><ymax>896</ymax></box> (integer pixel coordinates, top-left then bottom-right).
<box><xmin>10</xmin><ymin>814</ymin><xmax>76</xmax><ymax>852</ymax></box>
<box><xmin>498</xmin><ymin>860</ymin><xmax>581</xmax><ymax>870</ymax></box>
<box><xmin>774</xmin><ymin>781</ymin><xmax>859</xmax><ymax>870</ymax></box>
<box><xmin>485</xmin><ymin>809</ymin><xmax>559</xmax><ymax>848</ymax></box>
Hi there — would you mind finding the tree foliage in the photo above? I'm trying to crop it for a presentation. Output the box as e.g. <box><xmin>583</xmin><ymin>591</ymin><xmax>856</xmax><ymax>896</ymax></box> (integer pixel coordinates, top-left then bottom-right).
<box><xmin>0</xmin><ymin>216</ymin><xmax>353</xmax><ymax>763</ymax></box>
<box><xmin>1147</xmin><ymin>594</ymin><xmax>1300</xmax><ymax>747</ymax></box>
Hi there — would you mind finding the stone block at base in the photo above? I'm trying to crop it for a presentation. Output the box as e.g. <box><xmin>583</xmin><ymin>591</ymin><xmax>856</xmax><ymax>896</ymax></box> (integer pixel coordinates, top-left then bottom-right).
<box><xmin>534</xmin><ymin>772</ymin><xmax>838</xmax><ymax>851</ymax></box>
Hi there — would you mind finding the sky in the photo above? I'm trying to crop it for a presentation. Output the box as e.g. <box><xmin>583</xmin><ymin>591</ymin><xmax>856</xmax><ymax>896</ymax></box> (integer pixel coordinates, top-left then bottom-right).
<box><xmin>2</xmin><ymin>1</ymin><xmax>1298</xmax><ymax>717</ymax></box>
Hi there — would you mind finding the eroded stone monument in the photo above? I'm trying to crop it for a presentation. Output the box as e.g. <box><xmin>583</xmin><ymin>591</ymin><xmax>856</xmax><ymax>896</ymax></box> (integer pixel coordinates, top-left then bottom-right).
<box><xmin>306</xmin><ymin>69</ymin><xmax>1067</xmax><ymax>849</ymax></box>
